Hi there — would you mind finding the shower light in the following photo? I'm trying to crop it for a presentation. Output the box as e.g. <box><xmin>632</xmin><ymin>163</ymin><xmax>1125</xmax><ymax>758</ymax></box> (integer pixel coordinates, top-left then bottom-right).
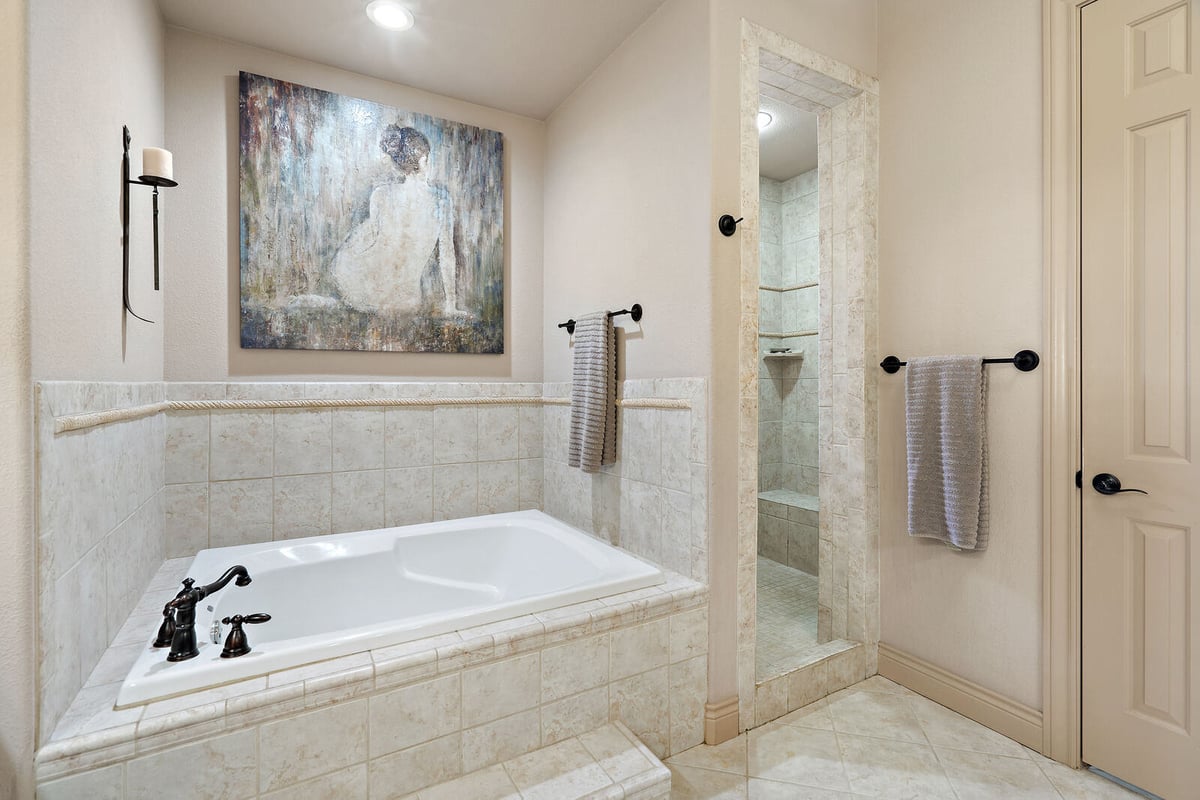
<box><xmin>366</xmin><ymin>0</ymin><xmax>414</xmax><ymax>31</ymax></box>
<box><xmin>757</xmin><ymin>111</ymin><xmax>774</xmax><ymax>131</ymax></box>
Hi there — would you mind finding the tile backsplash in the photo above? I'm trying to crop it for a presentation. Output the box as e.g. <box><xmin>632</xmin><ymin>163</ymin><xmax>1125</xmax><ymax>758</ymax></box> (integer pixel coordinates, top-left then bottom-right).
<box><xmin>163</xmin><ymin>383</ymin><xmax>545</xmax><ymax>556</ymax></box>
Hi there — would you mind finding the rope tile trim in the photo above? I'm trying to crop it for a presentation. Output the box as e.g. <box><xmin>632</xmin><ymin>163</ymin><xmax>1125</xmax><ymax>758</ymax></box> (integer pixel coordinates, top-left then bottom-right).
<box><xmin>53</xmin><ymin>396</ymin><xmax>692</xmax><ymax>435</ymax></box>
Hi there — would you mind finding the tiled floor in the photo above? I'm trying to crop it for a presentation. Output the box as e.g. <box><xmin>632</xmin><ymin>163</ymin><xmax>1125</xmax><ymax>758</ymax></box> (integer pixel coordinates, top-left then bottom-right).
<box><xmin>665</xmin><ymin>676</ymin><xmax>1143</xmax><ymax>799</ymax></box>
<box><xmin>756</xmin><ymin>556</ymin><xmax>819</xmax><ymax>679</ymax></box>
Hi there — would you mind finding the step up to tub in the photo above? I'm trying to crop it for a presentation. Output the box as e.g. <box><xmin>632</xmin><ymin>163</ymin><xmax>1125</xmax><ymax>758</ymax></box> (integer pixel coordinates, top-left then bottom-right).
<box><xmin>412</xmin><ymin>722</ymin><xmax>670</xmax><ymax>800</ymax></box>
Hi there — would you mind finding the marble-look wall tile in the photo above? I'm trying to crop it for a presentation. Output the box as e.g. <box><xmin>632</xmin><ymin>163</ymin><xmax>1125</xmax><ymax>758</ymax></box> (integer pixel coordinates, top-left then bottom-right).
<box><xmin>165</xmin><ymin>483</ymin><xmax>208</xmax><ymax>557</ymax></box>
<box><xmin>368</xmin><ymin>674</ymin><xmax>460</xmax><ymax>758</ymax></box>
<box><xmin>209</xmin><ymin>478</ymin><xmax>273</xmax><ymax>548</ymax></box>
<box><xmin>385</xmin><ymin>467</ymin><xmax>433</xmax><ymax>526</ymax></box>
<box><xmin>609</xmin><ymin>667</ymin><xmax>670</xmax><ymax>758</ymax></box>
<box><xmin>478</xmin><ymin>460</ymin><xmax>519</xmax><ymax>515</ymax></box>
<box><xmin>209</xmin><ymin>411</ymin><xmax>272</xmax><ymax>480</ymax></box>
<box><xmin>462</xmin><ymin>653</ymin><xmax>540</xmax><ymax>728</ymax></box>
<box><xmin>333</xmin><ymin>470</ymin><xmax>386</xmax><ymax>534</ymax></box>
<box><xmin>433</xmin><ymin>407</ymin><xmax>478</xmax><ymax>464</ymax></box>
<box><xmin>258</xmin><ymin>699</ymin><xmax>368</xmax><ymax>793</ymax></box>
<box><xmin>165</xmin><ymin>412</ymin><xmax>208</xmax><ymax>485</ymax></box>
<box><xmin>385</xmin><ymin>408</ymin><xmax>433</xmax><ymax>468</ymax></box>
<box><xmin>540</xmin><ymin>687</ymin><xmax>608</xmax><ymax>746</ymax></box>
<box><xmin>462</xmin><ymin>708</ymin><xmax>541</xmax><ymax>771</ymax></box>
<box><xmin>274</xmin><ymin>410</ymin><xmax>332</xmax><ymax>476</ymax></box>
<box><xmin>368</xmin><ymin>733</ymin><xmax>462</xmax><ymax>799</ymax></box>
<box><xmin>126</xmin><ymin>728</ymin><xmax>256</xmax><ymax>800</ymax></box>
<box><xmin>432</xmin><ymin>463</ymin><xmax>477</xmax><ymax>521</ymax></box>
<box><xmin>332</xmin><ymin>409</ymin><xmax>385</xmax><ymax>472</ymax></box>
<box><xmin>273</xmin><ymin>474</ymin><xmax>332</xmax><ymax>539</ymax></box>
<box><xmin>542</xmin><ymin>635</ymin><xmax>609</xmax><ymax>702</ymax></box>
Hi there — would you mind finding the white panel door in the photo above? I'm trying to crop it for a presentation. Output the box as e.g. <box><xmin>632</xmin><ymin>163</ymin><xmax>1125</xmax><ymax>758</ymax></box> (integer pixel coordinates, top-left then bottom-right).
<box><xmin>1082</xmin><ymin>1</ymin><xmax>1200</xmax><ymax>797</ymax></box>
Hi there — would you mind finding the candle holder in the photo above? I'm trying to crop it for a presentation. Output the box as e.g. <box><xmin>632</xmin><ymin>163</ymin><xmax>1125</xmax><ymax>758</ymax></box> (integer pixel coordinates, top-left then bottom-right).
<box><xmin>122</xmin><ymin>125</ymin><xmax>178</xmax><ymax>323</ymax></box>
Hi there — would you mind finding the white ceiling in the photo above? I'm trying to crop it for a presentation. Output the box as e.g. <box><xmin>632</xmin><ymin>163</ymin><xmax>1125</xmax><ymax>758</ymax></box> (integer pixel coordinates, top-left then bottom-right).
<box><xmin>758</xmin><ymin>91</ymin><xmax>818</xmax><ymax>182</ymax></box>
<box><xmin>156</xmin><ymin>0</ymin><xmax>666</xmax><ymax>120</ymax></box>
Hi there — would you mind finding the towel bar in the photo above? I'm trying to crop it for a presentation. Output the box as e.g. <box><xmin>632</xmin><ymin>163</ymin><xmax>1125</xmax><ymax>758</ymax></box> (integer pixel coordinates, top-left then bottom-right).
<box><xmin>879</xmin><ymin>349</ymin><xmax>1040</xmax><ymax>374</ymax></box>
<box><xmin>557</xmin><ymin>303</ymin><xmax>643</xmax><ymax>335</ymax></box>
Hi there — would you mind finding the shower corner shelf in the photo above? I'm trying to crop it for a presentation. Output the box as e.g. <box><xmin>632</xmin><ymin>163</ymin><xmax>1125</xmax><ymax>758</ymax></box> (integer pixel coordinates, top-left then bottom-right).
<box><xmin>763</xmin><ymin>351</ymin><xmax>805</xmax><ymax>360</ymax></box>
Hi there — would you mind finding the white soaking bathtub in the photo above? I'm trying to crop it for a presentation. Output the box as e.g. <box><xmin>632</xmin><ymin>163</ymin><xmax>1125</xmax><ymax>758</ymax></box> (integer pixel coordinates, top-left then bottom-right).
<box><xmin>116</xmin><ymin>510</ymin><xmax>663</xmax><ymax>707</ymax></box>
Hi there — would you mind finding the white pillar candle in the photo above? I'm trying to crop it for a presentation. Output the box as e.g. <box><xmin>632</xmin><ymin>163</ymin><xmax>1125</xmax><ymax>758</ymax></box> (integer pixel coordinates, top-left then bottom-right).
<box><xmin>142</xmin><ymin>147</ymin><xmax>173</xmax><ymax>181</ymax></box>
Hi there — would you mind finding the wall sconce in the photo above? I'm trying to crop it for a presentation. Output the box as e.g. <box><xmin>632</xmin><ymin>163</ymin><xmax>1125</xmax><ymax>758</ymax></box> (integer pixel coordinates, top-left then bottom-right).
<box><xmin>122</xmin><ymin>125</ymin><xmax>178</xmax><ymax>323</ymax></box>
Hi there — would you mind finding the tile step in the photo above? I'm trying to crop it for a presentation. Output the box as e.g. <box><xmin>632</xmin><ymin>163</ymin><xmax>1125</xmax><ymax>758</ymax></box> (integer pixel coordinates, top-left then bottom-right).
<box><xmin>409</xmin><ymin>721</ymin><xmax>670</xmax><ymax>800</ymax></box>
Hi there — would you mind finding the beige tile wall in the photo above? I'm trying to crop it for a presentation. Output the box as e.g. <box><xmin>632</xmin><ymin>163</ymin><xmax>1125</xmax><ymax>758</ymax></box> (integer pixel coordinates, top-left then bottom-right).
<box><xmin>37</xmin><ymin>597</ymin><xmax>708</xmax><ymax>799</ymax></box>
<box><xmin>542</xmin><ymin>378</ymin><xmax>709</xmax><ymax>582</ymax></box>
<box><xmin>163</xmin><ymin>383</ymin><xmax>545</xmax><ymax>556</ymax></box>
<box><xmin>36</xmin><ymin>382</ymin><xmax>166</xmax><ymax>745</ymax></box>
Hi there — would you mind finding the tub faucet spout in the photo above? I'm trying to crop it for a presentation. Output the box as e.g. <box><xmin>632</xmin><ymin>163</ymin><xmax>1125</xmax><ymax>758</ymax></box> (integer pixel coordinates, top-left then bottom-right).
<box><xmin>165</xmin><ymin>566</ymin><xmax>252</xmax><ymax>662</ymax></box>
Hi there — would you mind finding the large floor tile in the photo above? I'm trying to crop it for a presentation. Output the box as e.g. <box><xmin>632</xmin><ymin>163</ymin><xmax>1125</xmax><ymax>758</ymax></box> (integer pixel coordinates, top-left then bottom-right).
<box><xmin>668</xmin><ymin>764</ymin><xmax>749</xmax><ymax>800</ymax></box>
<box><xmin>747</xmin><ymin>723</ymin><xmax>851</xmax><ymax>792</ymax></box>
<box><xmin>935</xmin><ymin>747</ymin><xmax>1061</xmax><ymax>799</ymax></box>
<box><xmin>668</xmin><ymin>733</ymin><xmax>749</xmax><ymax>775</ymax></box>
<box><xmin>906</xmin><ymin>694</ymin><xmax>1029</xmax><ymax>759</ymax></box>
<box><xmin>837</xmin><ymin>733</ymin><xmax>956</xmax><ymax>799</ymax></box>
<box><xmin>1034</xmin><ymin>757</ymin><xmax>1145</xmax><ymax>799</ymax></box>
<box><xmin>775</xmin><ymin>697</ymin><xmax>834</xmax><ymax>731</ymax></box>
<box><xmin>825</xmin><ymin>689</ymin><xmax>927</xmax><ymax>744</ymax></box>
<box><xmin>748</xmin><ymin>777</ymin><xmax>858</xmax><ymax>799</ymax></box>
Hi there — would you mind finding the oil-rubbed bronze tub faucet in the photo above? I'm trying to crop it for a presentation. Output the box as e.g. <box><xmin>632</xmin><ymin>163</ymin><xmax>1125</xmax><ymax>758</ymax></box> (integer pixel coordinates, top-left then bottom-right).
<box><xmin>164</xmin><ymin>566</ymin><xmax>252</xmax><ymax>662</ymax></box>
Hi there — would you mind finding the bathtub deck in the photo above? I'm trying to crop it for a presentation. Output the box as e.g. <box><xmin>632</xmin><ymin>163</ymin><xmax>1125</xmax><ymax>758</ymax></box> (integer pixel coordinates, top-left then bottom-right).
<box><xmin>37</xmin><ymin>556</ymin><xmax>706</xmax><ymax>791</ymax></box>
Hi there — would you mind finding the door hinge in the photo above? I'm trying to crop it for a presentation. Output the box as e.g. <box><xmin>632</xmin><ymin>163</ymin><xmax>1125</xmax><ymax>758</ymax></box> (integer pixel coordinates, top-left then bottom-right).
<box><xmin>1075</xmin><ymin>470</ymin><xmax>1082</xmax><ymax>489</ymax></box>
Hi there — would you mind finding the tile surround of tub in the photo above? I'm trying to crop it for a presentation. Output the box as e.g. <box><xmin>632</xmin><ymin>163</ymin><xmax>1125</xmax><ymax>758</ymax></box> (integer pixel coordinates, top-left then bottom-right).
<box><xmin>36</xmin><ymin>382</ymin><xmax>167</xmax><ymax>746</ymax></box>
<box><xmin>737</xmin><ymin>27</ymin><xmax>881</xmax><ymax>730</ymax></box>
<box><xmin>163</xmin><ymin>382</ymin><xmax>546</xmax><ymax>555</ymax></box>
<box><xmin>542</xmin><ymin>378</ymin><xmax>709</xmax><ymax>582</ymax></box>
<box><xmin>35</xmin><ymin>555</ymin><xmax>708</xmax><ymax>798</ymax></box>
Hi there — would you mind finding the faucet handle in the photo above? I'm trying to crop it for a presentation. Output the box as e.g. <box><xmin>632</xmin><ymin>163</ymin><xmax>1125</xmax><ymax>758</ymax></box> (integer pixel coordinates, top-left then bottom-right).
<box><xmin>219</xmin><ymin>613</ymin><xmax>271</xmax><ymax>658</ymax></box>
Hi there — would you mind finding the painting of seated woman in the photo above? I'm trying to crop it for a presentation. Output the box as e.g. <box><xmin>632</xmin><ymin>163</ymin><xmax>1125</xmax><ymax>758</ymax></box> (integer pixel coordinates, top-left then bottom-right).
<box><xmin>238</xmin><ymin>71</ymin><xmax>504</xmax><ymax>353</ymax></box>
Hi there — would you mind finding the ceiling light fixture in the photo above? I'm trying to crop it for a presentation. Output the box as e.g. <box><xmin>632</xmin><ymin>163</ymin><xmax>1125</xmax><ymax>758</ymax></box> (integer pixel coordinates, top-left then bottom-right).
<box><xmin>366</xmin><ymin>0</ymin><xmax>414</xmax><ymax>31</ymax></box>
<box><xmin>757</xmin><ymin>111</ymin><xmax>774</xmax><ymax>131</ymax></box>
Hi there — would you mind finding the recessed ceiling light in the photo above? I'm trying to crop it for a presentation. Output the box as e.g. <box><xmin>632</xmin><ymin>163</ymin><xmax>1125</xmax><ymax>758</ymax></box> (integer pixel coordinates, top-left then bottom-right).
<box><xmin>757</xmin><ymin>111</ymin><xmax>774</xmax><ymax>131</ymax></box>
<box><xmin>366</xmin><ymin>0</ymin><xmax>414</xmax><ymax>31</ymax></box>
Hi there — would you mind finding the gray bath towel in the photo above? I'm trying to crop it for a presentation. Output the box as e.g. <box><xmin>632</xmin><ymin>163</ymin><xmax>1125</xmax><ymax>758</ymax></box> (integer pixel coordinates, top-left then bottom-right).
<box><xmin>567</xmin><ymin>312</ymin><xmax>617</xmax><ymax>473</ymax></box>
<box><xmin>905</xmin><ymin>355</ymin><xmax>989</xmax><ymax>551</ymax></box>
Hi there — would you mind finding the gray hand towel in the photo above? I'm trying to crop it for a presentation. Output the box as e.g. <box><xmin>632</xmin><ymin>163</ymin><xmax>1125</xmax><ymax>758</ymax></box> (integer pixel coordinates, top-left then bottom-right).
<box><xmin>905</xmin><ymin>355</ymin><xmax>989</xmax><ymax>551</ymax></box>
<box><xmin>567</xmin><ymin>312</ymin><xmax>617</xmax><ymax>473</ymax></box>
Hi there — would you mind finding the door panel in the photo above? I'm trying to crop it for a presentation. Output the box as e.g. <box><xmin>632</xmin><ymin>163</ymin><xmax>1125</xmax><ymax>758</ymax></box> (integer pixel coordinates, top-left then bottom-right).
<box><xmin>1082</xmin><ymin>1</ymin><xmax>1200</xmax><ymax>797</ymax></box>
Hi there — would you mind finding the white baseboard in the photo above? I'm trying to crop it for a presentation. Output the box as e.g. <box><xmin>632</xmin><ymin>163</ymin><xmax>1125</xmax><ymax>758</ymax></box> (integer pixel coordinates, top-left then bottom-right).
<box><xmin>877</xmin><ymin>643</ymin><xmax>1043</xmax><ymax>752</ymax></box>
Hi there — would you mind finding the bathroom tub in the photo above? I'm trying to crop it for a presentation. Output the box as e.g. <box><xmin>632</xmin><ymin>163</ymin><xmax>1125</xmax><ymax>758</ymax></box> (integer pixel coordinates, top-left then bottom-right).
<box><xmin>116</xmin><ymin>510</ymin><xmax>663</xmax><ymax>707</ymax></box>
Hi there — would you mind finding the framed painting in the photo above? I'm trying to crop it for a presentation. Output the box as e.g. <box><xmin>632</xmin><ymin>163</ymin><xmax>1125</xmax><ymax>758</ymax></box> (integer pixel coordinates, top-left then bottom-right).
<box><xmin>238</xmin><ymin>71</ymin><xmax>504</xmax><ymax>353</ymax></box>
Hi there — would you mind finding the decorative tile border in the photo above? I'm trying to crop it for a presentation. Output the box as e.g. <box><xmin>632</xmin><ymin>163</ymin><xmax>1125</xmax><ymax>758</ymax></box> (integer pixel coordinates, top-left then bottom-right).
<box><xmin>36</xmin><ymin>558</ymin><xmax>708</xmax><ymax>791</ymax></box>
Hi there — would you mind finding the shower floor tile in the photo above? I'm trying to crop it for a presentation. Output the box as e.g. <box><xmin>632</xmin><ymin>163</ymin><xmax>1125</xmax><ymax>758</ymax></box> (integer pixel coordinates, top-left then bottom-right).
<box><xmin>755</xmin><ymin>556</ymin><xmax>818</xmax><ymax>680</ymax></box>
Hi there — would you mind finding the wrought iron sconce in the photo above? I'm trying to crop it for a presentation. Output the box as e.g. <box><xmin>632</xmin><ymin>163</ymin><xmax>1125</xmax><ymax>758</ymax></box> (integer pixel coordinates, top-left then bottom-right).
<box><xmin>122</xmin><ymin>125</ymin><xmax>178</xmax><ymax>322</ymax></box>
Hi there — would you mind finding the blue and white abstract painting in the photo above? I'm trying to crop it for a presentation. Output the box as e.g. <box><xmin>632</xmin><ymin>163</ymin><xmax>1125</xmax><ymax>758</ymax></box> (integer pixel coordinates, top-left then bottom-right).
<box><xmin>238</xmin><ymin>71</ymin><xmax>504</xmax><ymax>353</ymax></box>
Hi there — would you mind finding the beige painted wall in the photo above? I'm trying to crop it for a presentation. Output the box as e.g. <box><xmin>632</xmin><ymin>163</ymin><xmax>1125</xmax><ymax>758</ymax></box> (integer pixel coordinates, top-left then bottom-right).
<box><xmin>877</xmin><ymin>0</ymin><xmax>1044</xmax><ymax>710</ymax></box>
<box><xmin>707</xmin><ymin>0</ymin><xmax>877</xmax><ymax>709</ymax></box>
<box><xmin>0</xmin><ymin>0</ymin><xmax>33</xmax><ymax>794</ymax></box>
<box><xmin>542</xmin><ymin>0</ymin><xmax>711</xmax><ymax>383</ymax></box>
<box><xmin>29</xmin><ymin>0</ymin><xmax>165</xmax><ymax>381</ymax></box>
<box><xmin>164</xmin><ymin>28</ymin><xmax>545</xmax><ymax>381</ymax></box>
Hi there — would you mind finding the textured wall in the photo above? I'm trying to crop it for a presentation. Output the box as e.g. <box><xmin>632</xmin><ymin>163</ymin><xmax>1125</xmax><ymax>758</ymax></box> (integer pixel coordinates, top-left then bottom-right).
<box><xmin>877</xmin><ymin>0</ymin><xmax>1044</xmax><ymax>710</ymax></box>
<box><xmin>163</xmin><ymin>28</ymin><xmax>546</xmax><ymax>381</ymax></box>
<box><xmin>28</xmin><ymin>0</ymin><xmax>165</xmax><ymax>381</ymax></box>
<box><xmin>0</xmin><ymin>0</ymin><xmax>33</xmax><ymax>793</ymax></box>
<box><xmin>542</xmin><ymin>0</ymin><xmax>711</xmax><ymax>383</ymax></box>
